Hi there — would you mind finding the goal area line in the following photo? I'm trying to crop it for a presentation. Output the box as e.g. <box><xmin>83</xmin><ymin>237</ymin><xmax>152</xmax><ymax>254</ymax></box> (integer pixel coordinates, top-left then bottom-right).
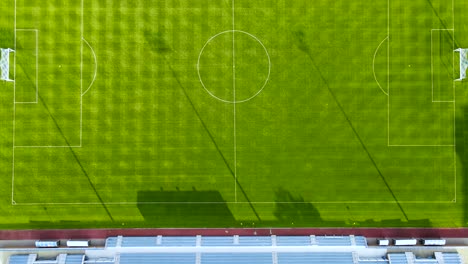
<box><xmin>13</xmin><ymin>28</ymin><xmax>38</xmax><ymax>104</ymax></box>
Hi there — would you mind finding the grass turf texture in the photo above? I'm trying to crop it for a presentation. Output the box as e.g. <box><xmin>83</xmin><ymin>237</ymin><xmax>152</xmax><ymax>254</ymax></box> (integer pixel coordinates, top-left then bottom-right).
<box><xmin>0</xmin><ymin>0</ymin><xmax>468</xmax><ymax>229</ymax></box>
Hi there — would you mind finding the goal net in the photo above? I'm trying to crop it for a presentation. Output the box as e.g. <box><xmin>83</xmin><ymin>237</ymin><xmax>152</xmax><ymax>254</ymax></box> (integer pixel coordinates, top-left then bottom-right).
<box><xmin>0</xmin><ymin>48</ymin><xmax>14</xmax><ymax>82</ymax></box>
<box><xmin>455</xmin><ymin>48</ymin><xmax>468</xmax><ymax>81</ymax></box>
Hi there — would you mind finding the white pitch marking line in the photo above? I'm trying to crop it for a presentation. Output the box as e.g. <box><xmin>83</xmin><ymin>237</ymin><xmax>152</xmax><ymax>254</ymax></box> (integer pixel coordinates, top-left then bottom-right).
<box><xmin>12</xmin><ymin>0</ymin><xmax>17</xmax><ymax>205</ymax></box>
<box><xmin>13</xmin><ymin>29</ymin><xmax>39</xmax><ymax>104</ymax></box>
<box><xmin>232</xmin><ymin>0</ymin><xmax>237</xmax><ymax>203</ymax></box>
<box><xmin>373</xmin><ymin>36</ymin><xmax>389</xmax><ymax>96</ymax></box>
<box><xmin>431</xmin><ymin>29</ymin><xmax>454</xmax><ymax>103</ymax></box>
<box><xmin>81</xmin><ymin>37</ymin><xmax>97</xmax><ymax>97</ymax></box>
<box><xmin>14</xmin><ymin>146</ymin><xmax>82</xmax><ymax>148</ymax></box>
<box><xmin>80</xmin><ymin>0</ymin><xmax>83</xmax><ymax>147</ymax></box>
<box><xmin>35</xmin><ymin>29</ymin><xmax>38</xmax><ymax>103</ymax></box>
<box><xmin>452</xmin><ymin>0</ymin><xmax>457</xmax><ymax>202</ymax></box>
<box><xmin>12</xmin><ymin>200</ymin><xmax>455</xmax><ymax>206</ymax></box>
<box><xmin>387</xmin><ymin>0</ymin><xmax>390</xmax><ymax>146</ymax></box>
<box><xmin>15</xmin><ymin>28</ymin><xmax>38</xmax><ymax>32</ymax></box>
<box><xmin>197</xmin><ymin>30</ymin><xmax>271</xmax><ymax>104</ymax></box>
<box><xmin>388</xmin><ymin>145</ymin><xmax>454</xmax><ymax>147</ymax></box>
<box><xmin>431</xmin><ymin>29</ymin><xmax>434</xmax><ymax>102</ymax></box>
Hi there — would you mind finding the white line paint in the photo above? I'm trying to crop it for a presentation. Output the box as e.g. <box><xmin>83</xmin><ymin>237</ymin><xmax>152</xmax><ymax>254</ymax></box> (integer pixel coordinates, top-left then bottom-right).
<box><xmin>12</xmin><ymin>200</ymin><xmax>455</xmax><ymax>206</ymax></box>
<box><xmin>14</xmin><ymin>146</ymin><xmax>82</xmax><ymax>148</ymax></box>
<box><xmin>431</xmin><ymin>29</ymin><xmax>434</xmax><ymax>101</ymax></box>
<box><xmin>11</xmin><ymin>0</ymin><xmax>17</xmax><ymax>205</ymax></box>
<box><xmin>452</xmin><ymin>0</ymin><xmax>457</xmax><ymax>202</ymax></box>
<box><xmin>13</xmin><ymin>29</ymin><xmax>39</xmax><ymax>104</ymax></box>
<box><xmin>372</xmin><ymin>36</ymin><xmax>389</xmax><ymax>96</ymax></box>
<box><xmin>388</xmin><ymin>145</ymin><xmax>455</xmax><ymax>147</ymax></box>
<box><xmin>197</xmin><ymin>30</ymin><xmax>271</xmax><ymax>104</ymax></box>
<box><xmin>81</xmin><ymin>37</ymin><xmax>97</xmax><ymax>96</ymax></box>
<box><xmin>80</xmin><ymin>0</ymin><xmax>83</xmax><ymax>147</ymax></box>
<box><xmin>232</xmin><ymin>0</ymin><xmax>237</xmax><ymax>203</ymax></box>
<box><xmin>15</xmin><ymin>28</ymin><xmax>38</xmax><ymax>31</ymax></box>
<box><xmin>431</xmin><ymin>29</ymin><xmax>454</xmax><ymax>103</ymax></box>
<box><xmin>387</xmin><ymin>0</ymin><xmax>390</xmax><ymax>146</ymax></box>
<box><xmin>35</xmin><ymin>29</ymin><xmax>38</xmax><ymax>103</ymax></box>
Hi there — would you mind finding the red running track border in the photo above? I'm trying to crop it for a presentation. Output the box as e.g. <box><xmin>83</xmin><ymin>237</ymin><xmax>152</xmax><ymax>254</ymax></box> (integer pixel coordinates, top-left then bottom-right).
<box><xmin>1</xmin><ymin>228</ymin><xmax>468</xmax><ymax>240</ymax></box>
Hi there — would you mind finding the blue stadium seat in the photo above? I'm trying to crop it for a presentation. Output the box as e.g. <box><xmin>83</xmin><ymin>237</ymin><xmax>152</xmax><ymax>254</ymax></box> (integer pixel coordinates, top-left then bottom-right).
<box><xmin>278</xmin><ymin>252</ymin><xmax>354</xmax><ymax>264</ymax></box>
<box><xmin>316</xmin><ymin>236</ymin><xmax>352</xmax><ymax>246</ymax></box>
<box><xmin>8</xmin><ymin>255</ymin><xmax>30</xmax><ymax>264</ymax></box>
<box><xmin>119</xmin><ymin>253</ymin><xmax>195</xmax><ymax>264</ymax></box>
<box><xmin>442</xmin><ymin>253</ymin><xmax>463</xmax><ymax>264</ymax></box>
<box><xmin>121</xmin><ymin>237</ymin><xmax>157</xmax><ymax>247</ymax></box>
<box><xmin>388</xmin><ymin>253</ymin><xmax>409</xmax><ymax>264</ymax></box>
<box><xmin>105</xmin><ymin>237</ymin><xmax>118</xmax><ymax>247</ymax></box>
<box><xmin>238</xmin><ymin>236</ymin><xmax>272</xmax><ymax>246</ymax></box>
<box><xmin>201</xmin><ymin>236</ymin><xmax>234</xmax><ymax>246</ymax></box>
<box><xmin>65</xmin><ymin>254</ymin><xmax>85</xmax><ymax>264</ymax></box>
<box><xmin>354</xmin><ymin>236</ymin><xmax>368</xmax><ymax>246</ymax></box>
<box><xmin>276</xmin><ymin>236</ymin><xmax>310</xmax><ymax>246</ymax></box>
<box><xmin>160</xmin><ymin>236</ymin><xmax>197</xmax><ymax>247</ymax></box>
<box><xmin>202</xmin><ymin>253</ymin><xmax>272</xmax><ymax>264</ymax></box>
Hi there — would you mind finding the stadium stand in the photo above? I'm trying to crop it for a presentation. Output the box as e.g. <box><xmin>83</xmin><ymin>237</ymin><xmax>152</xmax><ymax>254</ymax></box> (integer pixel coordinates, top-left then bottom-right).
<box><xmin>7</xmin><ymin>236</ymin><xmax>464</xmax><ymax>264</ymax></box>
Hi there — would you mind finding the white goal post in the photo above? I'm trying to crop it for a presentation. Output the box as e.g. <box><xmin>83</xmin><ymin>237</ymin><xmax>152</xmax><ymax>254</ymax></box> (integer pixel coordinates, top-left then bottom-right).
<box><xmin>0</xmin><ymin>48</ymin><xmax>14</xmax><ymax>82</ymax></box>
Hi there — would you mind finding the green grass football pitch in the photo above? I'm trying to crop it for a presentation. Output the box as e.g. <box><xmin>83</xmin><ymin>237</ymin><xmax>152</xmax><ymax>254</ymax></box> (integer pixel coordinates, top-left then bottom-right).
<box><xmin>0</xmin><ymin>0</ymin><xmax>467</xmax><ymax>229</ymax></box>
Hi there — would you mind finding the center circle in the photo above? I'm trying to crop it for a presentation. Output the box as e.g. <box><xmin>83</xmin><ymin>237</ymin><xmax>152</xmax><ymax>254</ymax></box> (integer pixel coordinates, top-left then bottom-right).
<box><xmin>197</xmin><ymin>30</ymin><xmax>271</xmax><ymax>103</ymax></box>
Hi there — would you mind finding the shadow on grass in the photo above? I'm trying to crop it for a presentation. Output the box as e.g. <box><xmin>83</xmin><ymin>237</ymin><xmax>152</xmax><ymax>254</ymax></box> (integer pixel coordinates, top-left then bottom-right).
<box><xmin>136</xmin><ymin>190</ymin><xmax>238</xmax><ymax>227</ymax></box>
<box><xmin>270</xmin><ymin>188</ymin><xmax>431</xmax><ymax>228</ymax></box>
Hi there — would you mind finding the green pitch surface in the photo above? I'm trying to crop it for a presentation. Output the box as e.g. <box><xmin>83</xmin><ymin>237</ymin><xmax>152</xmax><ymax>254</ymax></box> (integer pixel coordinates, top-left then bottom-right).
<box><xmin>0</xmin><ymin>0</ymin><xmax>468</xmax><ymax>229</ymax></box>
